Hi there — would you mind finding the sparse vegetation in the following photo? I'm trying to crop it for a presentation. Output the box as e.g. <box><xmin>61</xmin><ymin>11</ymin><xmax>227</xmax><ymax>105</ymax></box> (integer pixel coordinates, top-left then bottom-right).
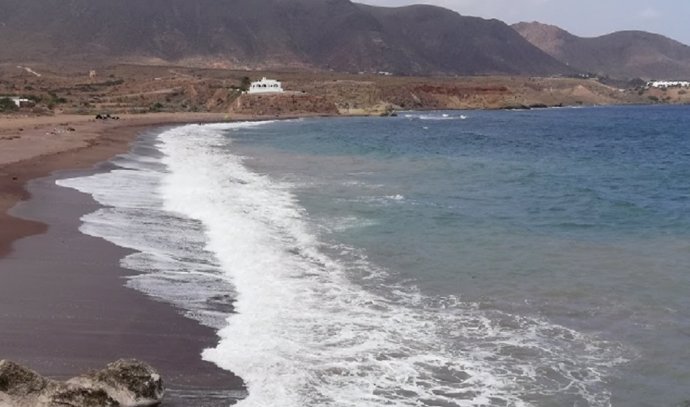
<box><xmin>0</xmin><ymin>97</ymin><xmax>18</xmax><ymax>112</ymax></box>
<box><xmin>240</xmin><ymin>76</ymin><xmax>252</xmax><ymax>92</ymax></box>
<box><xmin>46</xmin><ymin>91</ymin><xmax>67</xmax><ymax>109</ymax></box>
<box><xmin>103</xmin><ymin>79</ymin><xmax>125</xmax><ymax>86</ymax></box>
<box><xmin>0</xmin><ymin>64</ymin><xmax>679</xmax><ymax>116</ymax></box>
<box><xmin>149</xmin><ymin>102</ymin><xmax>164</xmax><ymax>112</ymax></box>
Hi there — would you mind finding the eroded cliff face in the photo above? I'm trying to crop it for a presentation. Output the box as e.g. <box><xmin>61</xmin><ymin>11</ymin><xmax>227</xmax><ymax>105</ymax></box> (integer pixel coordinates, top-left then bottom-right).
<box><xmin>0</xmin><ymin>359</ymin><xmax>164</xmax><ymax>407</ymax></box>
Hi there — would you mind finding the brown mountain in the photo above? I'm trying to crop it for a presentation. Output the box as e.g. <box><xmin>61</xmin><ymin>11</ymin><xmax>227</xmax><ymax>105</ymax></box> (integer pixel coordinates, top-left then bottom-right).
<box><xmin>513</xmin><ymin>21</ymin><xmax>690</xmax><ymax>79</ymax></box>
<box><xmin>0</xmin><ymin>0</ymin><xmax>571</xmax><ymax>75</ymax></box>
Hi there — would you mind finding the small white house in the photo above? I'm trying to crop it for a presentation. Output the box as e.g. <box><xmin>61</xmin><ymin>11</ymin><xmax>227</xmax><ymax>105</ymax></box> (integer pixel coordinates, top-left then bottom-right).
<box><xmin>10</xmin><ymin>97</ymin><xmax>33</xmax><ymax>107</ymax></box>
<box><xmin>248</xmin><ymin>77</ymin><xmax>284</xmax><ymax>94</ymax></box>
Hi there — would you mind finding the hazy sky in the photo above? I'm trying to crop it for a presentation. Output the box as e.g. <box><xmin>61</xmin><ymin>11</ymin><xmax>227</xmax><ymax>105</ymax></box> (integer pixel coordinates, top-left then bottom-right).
<box><xmin>357</xmin><ymin>0</ymin><xmax>690</xmax><ymax>45</ymax></box>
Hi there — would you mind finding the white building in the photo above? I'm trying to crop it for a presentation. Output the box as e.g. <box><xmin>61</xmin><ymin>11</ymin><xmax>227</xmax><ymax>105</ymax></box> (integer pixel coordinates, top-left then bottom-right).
<box><xmin>648</xmin><ymin>80</ymin><xmax>690</xmax><ymax>89</ymax></box>
<box><xmin>248</xmin><ymin>77</ymin><xmax>284</xmax><ymax>94</ymax></box>
<box><xmin>8</xmin><ymin>97</ymin><xmax>32</xmax><ymax>107</ymax></box>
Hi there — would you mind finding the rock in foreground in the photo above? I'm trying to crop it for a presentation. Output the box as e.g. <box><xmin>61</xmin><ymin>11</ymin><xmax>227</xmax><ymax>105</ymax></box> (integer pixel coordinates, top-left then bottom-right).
<box><xmin>0</xmin><ymin>359</ymin><xmax>163</xmax><ymax>407</ymax></box>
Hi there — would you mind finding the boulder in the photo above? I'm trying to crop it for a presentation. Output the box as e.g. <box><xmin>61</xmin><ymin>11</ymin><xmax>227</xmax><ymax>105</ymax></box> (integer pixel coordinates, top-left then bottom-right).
<box><xmin>48</xmin><ymin>387</ymin><xmax>119</xmax><ymax>407</ymax></box>
<box><xmin>0</xmin><ymin>360</ymin><xmax>48</xmax><ymax>397</ymax></box>
<box><xmin>0</xmin><ymin>359</ymin><xmax>164</xmax><ymax>407</ymax></box>
<box><xmin>80</xmin><ymin>359</ymin><xmax>164</xmax><ymax>406</ymax></box>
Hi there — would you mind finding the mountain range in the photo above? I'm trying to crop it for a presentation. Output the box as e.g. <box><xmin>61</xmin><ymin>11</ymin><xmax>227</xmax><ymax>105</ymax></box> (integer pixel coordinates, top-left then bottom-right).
<box><xmin>0</xmin><ymin>0</ymin><xmax>688</xmax><ymax>79</ymax></box>
<box><xmin>513</xmin><ymin>22</ymin><xmax>690</xmax><ymax>80</ymax></box>
<box><xmin>0</xmin><ymin>0</ymin><xmax>568</xmax><ymax>75</ymax></box>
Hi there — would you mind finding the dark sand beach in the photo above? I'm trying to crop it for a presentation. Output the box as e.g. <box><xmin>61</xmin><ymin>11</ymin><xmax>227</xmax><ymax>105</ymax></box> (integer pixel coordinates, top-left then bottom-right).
<box><xmin>0</xmin><ymin>114</ymin><xmax>248</xmax><ymax>405</ymax></box>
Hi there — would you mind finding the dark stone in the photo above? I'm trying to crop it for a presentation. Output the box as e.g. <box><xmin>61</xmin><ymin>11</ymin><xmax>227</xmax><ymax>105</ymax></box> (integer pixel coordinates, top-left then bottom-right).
<box><xmin>0</xmin><ymin>360</ymin><xmax>48</xmax><ymax>397</ymax></box>
<box><xmin>502</xmin><ymin>104</ymin><xmax>530</xmax><ymax>110</ymax></box>
<box><xmin>49</xmin><ymin>387</ymin><xmax>119</xmax><ymax>407</ymax></box>
<box><xmin>0</xmin><ymin>359</ymin><xmax>163</xmax><ymax>407</ymax></box>
<box><xmin>90</xmin><ymin>359</ymin><xmax>163</xmax><ymax>402</ymax></box>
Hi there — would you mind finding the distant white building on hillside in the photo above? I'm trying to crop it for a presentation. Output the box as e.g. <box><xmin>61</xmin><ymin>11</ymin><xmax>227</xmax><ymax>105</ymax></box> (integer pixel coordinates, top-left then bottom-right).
<box><xmin>248</xmin><ymin>77</ymin><xmax>284</xmax><ymax>94</ymax></box>
<box><xmin>648</xmin><ymin>80</ymin><xmax>690</xmax><ymax>89</ymax></box>
<box><xmin>7</xmin><ymin>97</ymin><xmax>33</xmax><ymax>107</ymax></box>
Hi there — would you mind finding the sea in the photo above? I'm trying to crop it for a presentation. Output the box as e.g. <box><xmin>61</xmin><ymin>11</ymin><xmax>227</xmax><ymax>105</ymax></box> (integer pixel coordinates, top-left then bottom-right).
<box><xmin>57</xmin><ymin>105</ymin><xmax>690</xmax><ymax>407</ymax></box>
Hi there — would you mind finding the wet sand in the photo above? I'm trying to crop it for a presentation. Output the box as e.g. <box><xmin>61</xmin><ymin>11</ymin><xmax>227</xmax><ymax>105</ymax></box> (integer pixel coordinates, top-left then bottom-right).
<box><xmin>0</xmin><ymin>113</ymin><xmax>254</xmax><ymax>258</ymax></box>
<box><xmin>0</xmin><ymin>113</ymin><xmax>250</xmax><ymax>405</ymax></box>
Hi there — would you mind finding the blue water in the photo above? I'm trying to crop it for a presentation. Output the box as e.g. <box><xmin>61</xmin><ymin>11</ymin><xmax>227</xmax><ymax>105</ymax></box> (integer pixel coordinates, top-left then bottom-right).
<box><xmin>225</xmin><ymin>106</ymin><xmax>690</xmax><ymax>406</ymax></box>
<box><xmin>59</xmin><ymin>105</ymin><xmax>690</xmax><ymax>406</ymax></box>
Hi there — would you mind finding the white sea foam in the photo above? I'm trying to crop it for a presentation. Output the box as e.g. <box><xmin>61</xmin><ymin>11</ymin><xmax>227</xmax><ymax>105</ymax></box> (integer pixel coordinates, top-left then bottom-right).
<box><xmin>56</xmin><ymin>134</ymin><xmax>236</xmax><ymax>329</ymax></box>
<box><xmin>320</xmin><ymin>216</ymin><xmax>380</xmax><ymax>233</ymax></box>
<box><xmin>387</xmin><ymin>194</ymin><xmax>405</xmax><ymax>201</ymax></box>
<box><xmin>58</xmin><ymin>122</ymin><xmax>626</xmax><ymax>407</ymax></box>
<box><xmin>156</xmin><ymin>124</ymin><xmax>624</xmax><ymax>406</ymax></box>
<box><xmin>419</xmin><ymin>114</ymin><xmax>468</xmax><ymax>121</ymax></box>
<box><xmin>403</xmin><ymin>112</ymin><xmax>468</xmax><ymax>121</ymax></box>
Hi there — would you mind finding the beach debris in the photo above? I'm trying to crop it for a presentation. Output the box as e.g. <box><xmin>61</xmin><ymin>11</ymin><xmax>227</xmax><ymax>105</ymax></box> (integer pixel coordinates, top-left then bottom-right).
<box><xmin>0</xmin><ymin>359</ymin><xmax>164</xmax><ymax>407</ymax></box>
<box><xmin>95</xmin><ymin>113</ymin><xmax>120</xmax><ymax>120</ymax></box>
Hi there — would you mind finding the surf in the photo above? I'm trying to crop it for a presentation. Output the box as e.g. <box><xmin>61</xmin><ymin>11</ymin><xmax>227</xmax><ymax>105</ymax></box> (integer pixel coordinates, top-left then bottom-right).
<box><xmin>58</xmin><ymin>121</ymin><xmax>627</xmax><ymax>407</ymax></box>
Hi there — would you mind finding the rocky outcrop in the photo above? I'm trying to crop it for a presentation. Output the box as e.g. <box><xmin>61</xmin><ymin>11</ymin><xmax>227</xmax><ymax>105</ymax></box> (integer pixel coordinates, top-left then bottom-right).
<box><xmin>0</xmin><ymin>359</ymin><xmax>164</xmax><ymax>407</ymax></box>
<box><xmin>0</xmin><ymin>360</ymin><xmax>50</xmax><ymax>402</ymax></box>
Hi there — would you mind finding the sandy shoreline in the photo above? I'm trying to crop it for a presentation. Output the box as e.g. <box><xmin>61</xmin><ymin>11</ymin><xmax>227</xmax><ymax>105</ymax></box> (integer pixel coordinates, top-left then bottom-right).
<box><xmin>0</xmin><ymin>113</ymin><xmax>238</xmax><ymax>257</ymax></box>
<box><xmin>0</xmin><ymin>112</ymin><xmax>262</xmax><ymax>404</ymax></box>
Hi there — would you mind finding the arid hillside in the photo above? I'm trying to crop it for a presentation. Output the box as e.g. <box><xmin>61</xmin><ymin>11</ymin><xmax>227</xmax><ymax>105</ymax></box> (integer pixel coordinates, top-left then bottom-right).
<box><xmin>514</xmin><ymin>22</ymin><xmax>690</xmax><ymax>80</ymax></box>
<box><xmin>0</xmin><ymin>0</ymin><xmax>570</xmax><ymax>76</ymax></box>
<box><xmin>2</xmin><ymin>64</ymin><xmax>677</xmax><ymax>119</ymax></box>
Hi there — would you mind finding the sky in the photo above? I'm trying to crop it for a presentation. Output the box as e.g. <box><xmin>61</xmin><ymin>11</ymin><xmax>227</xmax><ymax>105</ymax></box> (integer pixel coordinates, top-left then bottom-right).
<box><xmin>357</xmin><ymin>0</ymin><xmax>690</xmax><ymax>45</ymax></box>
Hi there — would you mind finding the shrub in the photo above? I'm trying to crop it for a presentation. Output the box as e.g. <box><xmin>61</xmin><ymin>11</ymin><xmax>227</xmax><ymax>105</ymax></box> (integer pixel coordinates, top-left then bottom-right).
<box><xmin>240</xmin><ymin>76</ymin><xmax>252</xmax><ymax>92</ymax></box>
<box><xmin>0</xmin><ymin>97</ymin><xmax>18</xmax><ymax>112</ymax></box>
<box><xmin>149</xmin><ymin>102</ymin><xmax>164</xmax><ymax>112</ymax></box>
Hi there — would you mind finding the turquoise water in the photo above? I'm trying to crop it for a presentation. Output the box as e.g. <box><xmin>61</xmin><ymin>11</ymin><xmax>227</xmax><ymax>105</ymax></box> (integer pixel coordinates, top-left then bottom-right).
<box><xmin>59</xmin><ymin>106</ymin><xmax>690</xmax><ymax>406</ymax></box>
